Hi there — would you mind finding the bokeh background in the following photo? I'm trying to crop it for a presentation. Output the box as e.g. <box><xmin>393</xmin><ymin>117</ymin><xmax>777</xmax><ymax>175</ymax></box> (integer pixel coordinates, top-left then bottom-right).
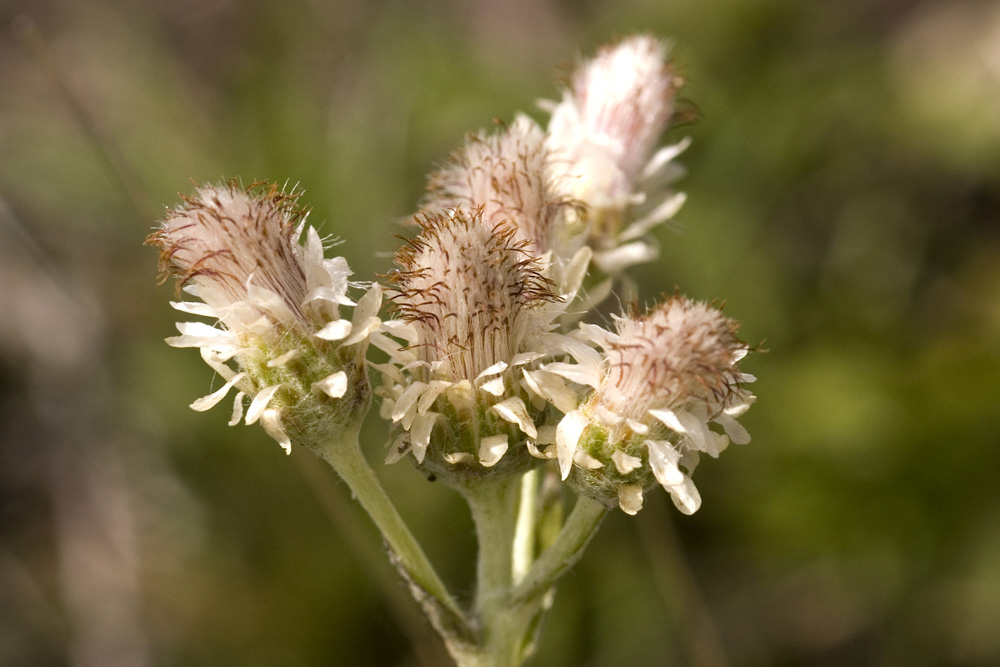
<box><xmin>2</xmin><ymin>0</ymin><xmax>1000</xmax><ymax>665</ymax></box>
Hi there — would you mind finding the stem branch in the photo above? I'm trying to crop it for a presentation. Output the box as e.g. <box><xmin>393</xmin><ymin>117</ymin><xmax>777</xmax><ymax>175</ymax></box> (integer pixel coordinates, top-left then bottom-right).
<box><xmin>308</xmin><ymin>429</ymin><xmax>472</xmax><ymax>647</ymax></box>
<box><xmin>510</xmin><ymin>495</ymin><xmax>607</xmax><ymax>608</ymax></box>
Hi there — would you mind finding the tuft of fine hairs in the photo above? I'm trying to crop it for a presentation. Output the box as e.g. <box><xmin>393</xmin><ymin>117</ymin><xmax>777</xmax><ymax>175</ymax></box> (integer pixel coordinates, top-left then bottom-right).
<box><xmin>149</xmin><ymin>181</ymin><xmax>311</xmax><ymax>323</ymax></box>
<box><xmin>424</xmin><ymin>116</ymin><xmax>573</xmax><ymax>257</ymax></box>
<box><xmin>599</xmin><ymin>296</ymin><xmax>747</xmax><ymax>421</ymax></box>
<box><xmin>388</xmin><ymin>208</ymin><xmax>561</xmax><ymax>383</ymax></box>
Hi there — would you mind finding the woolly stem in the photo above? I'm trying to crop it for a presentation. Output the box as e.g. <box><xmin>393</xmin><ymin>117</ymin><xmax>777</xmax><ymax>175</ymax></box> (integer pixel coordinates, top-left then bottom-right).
<box><xmin>308</xmin><ymin>428</ymin><xmax>474</xmax><ymax>658</ymax></box>
<box><xmin>510</xmin><ymin>495</ymin><xmax>607</xmax><ymax>608</ymax></box>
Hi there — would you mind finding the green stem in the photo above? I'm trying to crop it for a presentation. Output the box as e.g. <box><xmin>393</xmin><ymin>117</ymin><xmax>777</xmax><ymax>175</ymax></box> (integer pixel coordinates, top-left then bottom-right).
<box><xmin>512</xmin><ymin>469</ymin><xmax>538</xmax><ymax>585</ymax></box>
<box><xmin>460</xmin><ymin>477</ymin><xmax>527</xmax><ymax>667</ymax></box>
<box><xmin>308</xmin><ymin>429</ymin><xmax>471</xmax><ymax>645</ymax></box>
<box><xmin>510</xmin><ymin>495</ymin><xmax>607</xmax><ymax>608</ymax></box>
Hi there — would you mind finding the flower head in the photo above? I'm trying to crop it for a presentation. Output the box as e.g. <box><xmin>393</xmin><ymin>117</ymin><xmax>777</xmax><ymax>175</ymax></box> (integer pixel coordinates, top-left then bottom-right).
<box><xmin>548</xmin><ymin>296</ymin><xmax>755</xmax><ymax>514</ymax></box>
<box><xmin>543</xmin><ymin>35</ymin><xmax>689</xmax><ymax>274</ymax></box>
<box><xmin>424</xmin><ymin>116</ymin><xmax>577</xmax><ymax>258</ymax></box>
<box><xmin>374</xmin><ymin>208</ymin><xmax>573</xmax><ymax>476</ymax></box>
<box><xmin>148</xmin><ymin>181</ymin><xmax>381</xmax><ymax>452</ymax></box>
<box><xmin>422</xmin><ymin>116</ymin><xmax>596</xmax><ymax>302</ymax></box>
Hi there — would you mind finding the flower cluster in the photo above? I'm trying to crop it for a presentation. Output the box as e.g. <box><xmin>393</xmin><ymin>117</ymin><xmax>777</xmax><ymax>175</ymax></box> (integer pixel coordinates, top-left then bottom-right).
<box><xmin>148</xmin><ymin>181</ymin><xmax>380</xmax><ymax>453</ymax></box>
<box><xmin>153</xmin><ymin>35</ymin><xmax>756</xmax><ymax>516</ymax></box>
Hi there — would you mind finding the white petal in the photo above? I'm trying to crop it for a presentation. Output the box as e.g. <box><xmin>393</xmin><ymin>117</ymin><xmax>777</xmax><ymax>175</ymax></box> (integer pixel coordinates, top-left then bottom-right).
<box><xmin>369</xmin><ymin>334</ymin><xmax>416</xmax><ymax>365</ymax></box>
<box><xmin>167</xmin><ymin>322</ymin><xmax>232</xmax><ymax>348</ymax></box>
<box><xmin>576</xmin><ymin>322</ymin><xmax>619</xmax><ymax>349</ymax></box>
<box><xmin>646</xmin><ymin>440</ymin><xmax>685</xmax><ymax>487</ymax></box>
<box><xmin>724</xmin><ymin>396</ymin><xmax>755</xmax><ymax>418</ymax></box>
<box><xmin>444</xmin><ymin>452</ymin><xmax>474</xmax><ymax>465</ymax></box>
<box><xmin>392</xmin><ymin>381</ymin><xmax>426</xmax><ymax>423</ymax></box>
<box><xmin>668</xmin><ymin>477</ymin><xmax>702</xmax><ymax>515</ymax></box>
<box><xmin>573</xmin><ymin>450</ymin><xmax>603</xmax><ymax>469</ymax></box>
<box><xmin>595</xmin><ymin>405</ymin><xmax>623</xmax><ymax>427</ymax></box>
<box><xmin>417</xmin><ymin>380</ymin><xmax>451</xmax><ymax>415</ymax></box>
<box><xmin>546</xmin><ymin>334</ymin><xmax>603</xmax><ymax>376</ymax></box>
<box><xmin>510</xmin><ymin>351</ymin><xmax>544</xmax><ymax>367</ymax></box>
<box><xmin>612</xmin><ymin>450</ymin><xmax>642</xmax><ymax>474</ymax></box>
<box><xmin>715</xmin><ymin>413</ymin><xmax>750</xmax><ymax>445</ymax></box>
<box><xmin>476</xmin><ymin>361</ymin><xmax>509</xmax><ymax>380</ymax></box>
<box><xmin>618</xmin><ymin>485</ymin><xmax>644</xmax><ymax>515</ymax></box>
<box><xmin>618</xmin><ymin>191</ymin><xmax>686</xmax><ymax>242</ymax></box>
<box><xmin>312</xmin><ymin>371</ymin><xmax>348</xmax><ymax>398</ymax></box>
<box><xmin>260</xmin><ymin>407</ymin><xmax>292</xmax><ymax>454</ymax></box>
<box><xmin>522</xmin><ymin>370</ymin><xmax>580</xmax><ymax>413</ymax></box>
<box><xmin>229</xmin><ymin>392</ymin><xmax>246</xmax><ymax>426</ymax></box>
<box><xmin>543</xmin><ymin>362</ymin><xmax>599</xmax><ymax>388</ymax></box>
<box><xmin>479</xmin><ymin>377</ymin><xmax>505</xmax><ymax>396</ymax></box>
<box><xmin>199</xmin><ymin>347</ymin><xmax>237</xmax><ymax>381</ymax></box>
<box><xmin>379</xmin><ymin>318</ymin><xmax>421</xmax><ymax>345</ymax></box>
<box><xmin>526</xmin><ymin>439</ymin><xmax>554</xmax><ymax>459</ymax></box>
<box><xmin>649</xmin><ymin>408</ymin><xmax>684</xmax><ymax>433</ymax></box>
<box><xmin>315</xmin><ymin>319</ymin><xmax>353</xmax><ymax>341</ymax></box>
<box><xmin>479</xmin><ymin>434</ymin><xmax>509</xmax><ymax>467</ymax></box>
<box><xmin>490</xmin><ymin>397</ymin><xmax>537</xmax><ymax>439</ymax></box>
<box><xmin>169</xmin><ymin>300</ymin><xmax>218</xmax><ymax>317</ymax></box>
<box><xmin>267</xmin><ymin>349</ymin><xmax>301</xmax><ymax>367</ymax></box>
<box><xmin>322</xmin><ymin>256</ymin><xmax>354</xmax><ymax>302</ymax></box>
<box><xmin>650</xmin><ymin>408</ymin><xmax>710</xmax><ymax>452</ymax></box>
<box><xmin>705</xmin><ymin>432</ymin><xmax>730</xmax><ymax>457</ymax></box>
<box><xmin>190</xmin><ymin>372</ymin><xmax>247</xmax><ymax>412</ymax></box>
<box><xmin>176</xmin><ymin>321</ymin><xmax>226</xmax><ymax>338</ymax></box>
<box><xmin>593</xmin><ymin>241</ymin><xmax>658</xmax><ymax>274</ymax></box>
<box><xmin>410</xmin><ymin>412</ymin><xmax>439</xmax><ymax>464</ymax></box>
<box><xmin>378</xmin><ymin>397</ymin><xmax>395</xmax><ymax>420</ymax></box>
<box><xmin>560</xmin><ymin>246</ymin><xmax>593</xmax><ymax>299</ymax></box>
<box><xmin>342</xmin><ymin>316</ymin><xmax>380</xmax><ymax>346</ymax></box>
<box><xmin>246</xmin><ymin>384</ymin><xmax>284</xmax><ymax>425</ymax></box>
<box><xmin>626</xmin><ymin>419</ymin><xmax>649</xmax><ymax>435</ymax></box>
<box><xmin>304</xmin><ymin>226</ymin><xmax>325</xmax><ymax>267</ymax></box>
<box><xmin>640</xmin><ymin>137</ymin><xmax>692</xmax><ymax>181</ymax></box>
<box><xmin>352</xmin><ymin>282</ymin><xmax>382</xmax><ymax>324</ymax></box>
<box><xmin>681</xmin><ymin>450</ymin><xmax>701</xmax><ymax>475</ymax></box>
<box><xmin>556</xmin><ymin>410</ymin><xmax>588</xmax><ymax>480</ymax></box>
<box><xmin>305</xmin><ymin>285</ymin><xmax>353</xmax><ymax>307</ymax></box>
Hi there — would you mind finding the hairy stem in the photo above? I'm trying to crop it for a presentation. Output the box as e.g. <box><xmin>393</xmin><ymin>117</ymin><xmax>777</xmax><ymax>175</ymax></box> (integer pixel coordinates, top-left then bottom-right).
<box><xmin>460</xmin><ymin>476</ymin><xmax>524</xmax><ymax>666</ymax></box>
<box><xmin>307</xmin><ymin>429</ymin><xmax>473</xmax><ymax>654</ymax></box>
<box><xmin>510</xmin><ymin>495</ymin><xmax>607</xmax><ymax>609</ymax></box>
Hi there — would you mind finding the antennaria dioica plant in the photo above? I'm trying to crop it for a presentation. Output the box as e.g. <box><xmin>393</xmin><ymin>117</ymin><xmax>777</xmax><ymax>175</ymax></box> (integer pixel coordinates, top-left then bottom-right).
<box><xmin>148</xmin><ymin>35</ymin><xmax>756</xmax><ymax>666</ymax></box>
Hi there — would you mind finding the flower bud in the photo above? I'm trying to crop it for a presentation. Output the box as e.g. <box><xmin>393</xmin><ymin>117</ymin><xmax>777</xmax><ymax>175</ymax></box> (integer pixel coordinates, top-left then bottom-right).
<box><xmin>148</xmin><ymin>181</ymin><xmax>380</xmax><ymax>452</ymax></box>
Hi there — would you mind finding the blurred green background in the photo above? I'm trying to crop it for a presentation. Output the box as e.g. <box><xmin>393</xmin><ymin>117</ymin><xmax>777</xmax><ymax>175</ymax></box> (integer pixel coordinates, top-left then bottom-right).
<box><xmin>2</xmin><ymin>0</ymin><xmax>1000</xmax><ymax>665</ymax></box>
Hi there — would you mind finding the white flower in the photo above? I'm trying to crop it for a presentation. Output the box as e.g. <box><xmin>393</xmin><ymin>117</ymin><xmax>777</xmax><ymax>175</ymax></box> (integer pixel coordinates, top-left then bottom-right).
<box><xmin>373</xmin><ymin>208</ymin><xmax>577</xmax><ymax>471</ymax></box>
<box><xmin>422</xmin><ymin>115</ymin><xmax>593</xmax><ymax>301</ymax></box>
<box><xmin>542</xmin><ymin>35</ymin><xmax>689</xmax><ymax>274</ymax></box>
<box><xmin>425</xmin><ymin>116</ymin><xmax>570</xmax><ymax>256</ymax></box>
<box><xmin>548</xmin><ymin>296</ymin><xmax>755</xmax><ymax>515</ymax></box>
<box><xmin>149</xmin><ymin>181</ymin><xmax>381</xmax><ymax>453</ymax></box>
